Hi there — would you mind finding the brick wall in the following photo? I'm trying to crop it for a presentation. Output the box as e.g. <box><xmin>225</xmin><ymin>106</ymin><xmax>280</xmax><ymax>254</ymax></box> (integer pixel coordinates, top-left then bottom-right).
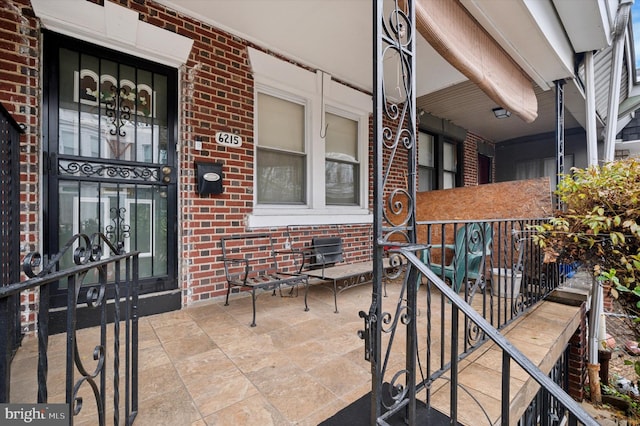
<box><xmin>568</xmin><ymin>302</ymin><xmax>587</xmax><ymax>401</ymax></box>
<box><xmin>0</xmin><ymin>0</ymin><xmax>41</xmax><ymax>332</ymax></box>
<box><xmin>462</xmin><ymin>132</ymin><xmax>494</xmax><ymax>187</ymax></box>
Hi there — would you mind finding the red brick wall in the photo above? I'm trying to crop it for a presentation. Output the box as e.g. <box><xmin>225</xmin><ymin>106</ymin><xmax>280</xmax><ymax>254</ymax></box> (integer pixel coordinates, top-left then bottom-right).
<box><xmin>568</xmin><ymin>303</ymin><xmax>587</xmax><ymax>401</ymax></box>
<box><xmin>462</xmin><ymin>132</ymin><xmax>494</xmax><ymax>187</ymax></box>
<box><xmin>0</xmin><ymin>0</ymin><xmax>41</xmax><ymax>332</ymax></box>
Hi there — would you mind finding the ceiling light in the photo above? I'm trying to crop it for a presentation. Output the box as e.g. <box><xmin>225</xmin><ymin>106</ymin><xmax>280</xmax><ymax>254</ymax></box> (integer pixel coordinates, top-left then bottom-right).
<box><xmin>492</xmin><ymin>107</ymin><xmax>511</xmax><ymax>119</ymax></box>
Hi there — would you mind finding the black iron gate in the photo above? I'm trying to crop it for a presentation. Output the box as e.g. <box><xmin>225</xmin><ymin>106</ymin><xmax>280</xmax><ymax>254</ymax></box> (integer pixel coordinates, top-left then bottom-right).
<box><xmin>0</xmin><ymin>102</ymin><xmax>24</xmax><ymax>396</ymax></box>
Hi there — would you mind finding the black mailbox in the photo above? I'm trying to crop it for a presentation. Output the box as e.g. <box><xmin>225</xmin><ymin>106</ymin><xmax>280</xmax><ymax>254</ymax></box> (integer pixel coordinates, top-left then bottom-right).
<box><xmin>196</xmin><ymin>162</ymin><xmax>223</xmax><ymax>195</ymax></box>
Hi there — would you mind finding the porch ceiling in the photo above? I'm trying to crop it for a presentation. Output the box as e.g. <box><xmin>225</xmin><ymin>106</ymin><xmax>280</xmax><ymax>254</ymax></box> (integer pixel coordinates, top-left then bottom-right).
<box><xmin>156</xmin><ymin>0</ymin><xmax>607</xmax><ymax>143</ymax></box>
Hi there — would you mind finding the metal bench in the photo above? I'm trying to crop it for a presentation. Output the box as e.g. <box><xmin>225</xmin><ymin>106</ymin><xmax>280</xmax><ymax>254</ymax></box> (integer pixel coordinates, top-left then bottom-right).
<box><xmin>288</xmin><ymin>229</ymin><xmax>403</xmax><ymax>313</ymax></box>
<box><xmin>220</xmin><ymin>233</ymin><xmax>309</xmax><ymax>326</ymax></box>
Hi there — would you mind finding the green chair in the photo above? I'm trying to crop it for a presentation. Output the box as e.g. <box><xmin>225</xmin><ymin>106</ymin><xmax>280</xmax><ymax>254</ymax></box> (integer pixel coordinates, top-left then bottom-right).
<box><xmin>421</xmin><ymin>222</ymin><xmax>492</xmax><ymax>293</ymax></box>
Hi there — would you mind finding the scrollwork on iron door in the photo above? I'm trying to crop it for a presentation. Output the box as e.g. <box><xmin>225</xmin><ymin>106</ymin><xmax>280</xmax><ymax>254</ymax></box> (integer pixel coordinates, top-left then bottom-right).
<box><xmin>105</xmin><ymin>207</ymin><xmax>130</xmax><ymax>252</ymax></box>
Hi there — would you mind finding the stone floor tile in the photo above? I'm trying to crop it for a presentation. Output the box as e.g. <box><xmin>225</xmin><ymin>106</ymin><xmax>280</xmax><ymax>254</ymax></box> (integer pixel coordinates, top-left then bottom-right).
<box><xmin>201</xmin><ymin>394</ymin><xmax>286</xmax><ymax>426</ymax></box>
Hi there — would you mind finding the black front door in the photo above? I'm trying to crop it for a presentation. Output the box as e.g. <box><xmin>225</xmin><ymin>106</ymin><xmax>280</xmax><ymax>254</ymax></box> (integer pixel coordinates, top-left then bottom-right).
<box><xmin>43</xmin><ymin>32</ymin><xmax>180</xmax><ymax>330</ymax></box>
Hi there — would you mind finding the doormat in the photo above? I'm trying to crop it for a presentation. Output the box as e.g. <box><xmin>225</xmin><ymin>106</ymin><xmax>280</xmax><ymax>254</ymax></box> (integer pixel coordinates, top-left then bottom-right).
<box><xmin>318</xmin><ymin>392</ymin><xmax>451</xmax><ymax>426</ymax></box>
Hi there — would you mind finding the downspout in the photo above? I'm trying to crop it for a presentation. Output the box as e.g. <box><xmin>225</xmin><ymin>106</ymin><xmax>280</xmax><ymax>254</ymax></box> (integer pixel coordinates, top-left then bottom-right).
<box><xmin>603</xmin><ymin>0</ymin><xmax>633</xmax><ymax>162</ymax></box>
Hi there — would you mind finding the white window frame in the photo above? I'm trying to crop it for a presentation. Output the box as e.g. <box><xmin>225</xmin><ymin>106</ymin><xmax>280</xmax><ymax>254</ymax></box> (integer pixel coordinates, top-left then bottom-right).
<box><xmin>247</xmin><ymin>47</ymin><xmax>372</xmax><ymax>228</ymax></box>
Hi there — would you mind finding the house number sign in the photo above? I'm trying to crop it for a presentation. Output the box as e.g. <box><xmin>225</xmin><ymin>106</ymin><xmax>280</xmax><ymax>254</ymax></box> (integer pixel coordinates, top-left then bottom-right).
<box><xmin>215</xmin><ymin>132</ymin><xmax>242</xmax><ymax>148</ymax></box>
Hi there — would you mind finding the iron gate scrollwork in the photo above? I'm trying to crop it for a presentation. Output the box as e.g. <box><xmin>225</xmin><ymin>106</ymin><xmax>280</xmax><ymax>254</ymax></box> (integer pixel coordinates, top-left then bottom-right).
<box><xmin>359</xmin><ymin>0</ymin><xmax>420</xmax><ymax>424</ymax></box>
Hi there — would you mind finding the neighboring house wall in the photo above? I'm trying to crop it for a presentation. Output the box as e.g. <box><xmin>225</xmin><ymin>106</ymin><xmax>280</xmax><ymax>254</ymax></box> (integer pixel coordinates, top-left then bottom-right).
<box><xmin>495</xmin><ymin>128</ymin><xmax>592</xmax><ymax>185</ymax></box>
<box><xmin>617</xmin><ymin>110</ymin><xmax>640</xmax><ymax>159</ymax></box>
<box><xmin>463</xmin><ymin>132</ymin><xmax>495</xmax><ymax>186</ymax></box>
<box><xmin>618</xmin><ymin>113</ymin><xmax>640</xmax><ymax>140</ymax></box>
<box><xmin>0</xmin><ymin>0</ymin><xmax>490</xmax><ymax>331</ymax></box>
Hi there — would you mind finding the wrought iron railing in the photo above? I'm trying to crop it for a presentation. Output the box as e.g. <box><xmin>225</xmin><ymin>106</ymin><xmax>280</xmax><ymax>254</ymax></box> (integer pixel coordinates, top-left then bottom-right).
<box><xmin>367</xmin><ymin>248</ymin><xmax>595</xmax><ymax>425</ymax></box>
<box><xmin>519</xmin><ymin>347</ymin><xmax>571</xmax><ymax>426</ymax></box>
<box><xmin>419</xmin><ymin>218</ymin><xmax>565</xmax><ymax>340</ymax></box>
<box><xmin>0</xmin><ymin>233</ymin><xmax>139</xmax><ymax>426</ymax></box>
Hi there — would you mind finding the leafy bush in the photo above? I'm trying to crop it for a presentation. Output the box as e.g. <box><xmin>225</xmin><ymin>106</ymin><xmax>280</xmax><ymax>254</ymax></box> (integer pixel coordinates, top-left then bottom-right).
<box><xmin>532</xmin><ymin>158</ymin><xmax>640</xmax><ymax>335</ymax></box>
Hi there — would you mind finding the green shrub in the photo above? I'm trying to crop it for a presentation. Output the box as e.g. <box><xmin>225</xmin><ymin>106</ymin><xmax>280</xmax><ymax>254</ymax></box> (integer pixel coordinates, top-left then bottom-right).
<box><xmin>532</xmin><ymin>158</ymin><xmax>640</xmax><ymax>332</ymax></box>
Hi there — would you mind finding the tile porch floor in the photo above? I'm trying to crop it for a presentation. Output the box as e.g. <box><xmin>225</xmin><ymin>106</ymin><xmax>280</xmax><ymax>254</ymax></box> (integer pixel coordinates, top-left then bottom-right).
<box><xmin>11</xmin><ymin>281</ymin><xmax>401</xmax><ymax>425</ymax></box>
<box><xmin>9</xmin><ymin>278</ymin><xmax>588</xmax><ymax>425</ymax></box>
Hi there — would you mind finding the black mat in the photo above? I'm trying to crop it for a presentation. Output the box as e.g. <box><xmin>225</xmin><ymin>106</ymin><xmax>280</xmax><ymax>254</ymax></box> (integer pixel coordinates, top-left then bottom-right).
<box><xmin>318</xmin><ymin>392</ymin><xmax>451</xmax><ymax>426</ymax></box>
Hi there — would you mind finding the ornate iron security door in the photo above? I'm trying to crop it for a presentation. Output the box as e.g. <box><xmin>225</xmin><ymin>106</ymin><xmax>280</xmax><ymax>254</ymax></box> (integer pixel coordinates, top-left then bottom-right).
<box><xmin>43</xmin><ymin>33</ymin><xmax>179</xmax><ymax>322</ymax></box>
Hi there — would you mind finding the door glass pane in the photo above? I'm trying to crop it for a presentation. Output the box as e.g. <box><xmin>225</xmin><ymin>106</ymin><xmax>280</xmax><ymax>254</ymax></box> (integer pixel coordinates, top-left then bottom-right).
<box><xmin>58</xmin><ymin>180</ymin><xmax>105</xmax><ymax>287</ymax></box>
<box><xmin>59</xmin><ymin>48</ymin><xmax>79</xmax><ymax>156</ymax></box>
<box><xmin>154</xmin><ymin>186</ymin><xmax>168</xmax><ymax>276</ymax></box>
<box><xmin>124</xmin><ymin>185</ymin><xmax>167</xmax><ymax>278</ymax></box>
<box><xmin>155</xmin><ymin>74</ymin><xmax>168</xmax><ymax>164</ymax></box>
<box><xmin>137</xmin><ymin>69</ymin><xmax>154</xmax><ymax>162</ymax></box>
<box><xmin>79</xmin><ymin>54</ymin><xmax>100</xmax><ymax>158</ymax></box>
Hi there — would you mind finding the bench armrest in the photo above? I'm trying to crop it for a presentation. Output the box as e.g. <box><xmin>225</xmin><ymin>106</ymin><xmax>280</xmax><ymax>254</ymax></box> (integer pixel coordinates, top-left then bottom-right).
<box><xmin>221</xmin><ymin>256</ymin><xmax>250</xmax><ymax>284</ymax></box>
<box><xmin>275</xmin><ymin>249</ymin><xmax>307</xmax><ymax>274</ymax></box>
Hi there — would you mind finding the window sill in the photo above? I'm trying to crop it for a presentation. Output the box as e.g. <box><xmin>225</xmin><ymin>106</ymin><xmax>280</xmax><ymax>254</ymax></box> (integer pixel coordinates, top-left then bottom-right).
<box><xmin>246</xmin><ymin>208</ymin><xmax>372</xmax><ymax>228</ymax></box>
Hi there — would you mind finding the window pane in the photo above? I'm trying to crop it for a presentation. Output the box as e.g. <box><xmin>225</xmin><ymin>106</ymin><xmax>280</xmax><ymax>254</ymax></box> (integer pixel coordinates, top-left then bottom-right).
<box><xmin>325</xmin><ymin>113</ymin><xmax>358</xmax><ymax>205</ymax></box>
<box><xmin>326</xmin><ymin>113</ymin><xmax>357</xmax><ymax>161</ymax></box>
<box><xmin>326</xmin><ymin>160</ymin><xmax>358</xmax><ymax>205</ymax></box>
<box><xmin>418</xmin><ymin>132</ymin><xmax>434</xmax><ymax>167</ymax></box>
<box><xmin>443</xmin><ymin>171</ymin><xmax>455</xmax><ymax>189</ymax></box>
<box><xmin>257</xmin><ymin>148</ymin><xmax>305</xmax><ymax>203</ymax></box>
<box><xmin>418</xmin><ymin>165</ymin><xmax>433</xmax><ymax>191</ymax></box>
<box><xmin>258</xmin><ymin>93</ymin><xmax>304</xmax><ymax>152</ymax></box>
<box><xmin>443</xmin><ymin>142</ymin><xmax>456</xmax><ymax>171</ymax></box>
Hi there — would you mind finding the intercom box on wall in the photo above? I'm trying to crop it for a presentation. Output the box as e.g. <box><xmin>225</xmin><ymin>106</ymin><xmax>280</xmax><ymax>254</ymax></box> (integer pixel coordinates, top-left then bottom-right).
<box><xmin>195</xmin><ymin>162</ymin><xmax>224</xmax><ymax>195</ymax></box>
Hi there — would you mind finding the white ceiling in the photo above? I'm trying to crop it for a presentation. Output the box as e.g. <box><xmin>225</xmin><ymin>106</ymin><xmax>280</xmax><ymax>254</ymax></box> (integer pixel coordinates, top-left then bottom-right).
<box><xmin>156</xmin><ymin>0</ymin><xmax>608</xmax><ymax>143</ymax></box>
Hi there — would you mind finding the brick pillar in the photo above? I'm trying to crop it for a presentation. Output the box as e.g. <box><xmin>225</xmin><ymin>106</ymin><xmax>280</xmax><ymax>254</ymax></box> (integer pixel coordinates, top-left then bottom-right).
<box><xmin>602</xmin><ymin>283</ymin><xmax>614</xmax><ymax>312</ymax></box>
<box><xmin>567</xmin><ymin>302</ymin><xmax>587</xmax><ymax>401</ymax></box>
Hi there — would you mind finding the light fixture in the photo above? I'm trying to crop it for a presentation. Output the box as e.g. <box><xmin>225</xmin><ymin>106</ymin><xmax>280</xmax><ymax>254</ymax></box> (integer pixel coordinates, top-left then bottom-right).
<box><xmin>492</xmin><ymin>107</ymin><xmax>511</xmax><ymax>119</ymax></box>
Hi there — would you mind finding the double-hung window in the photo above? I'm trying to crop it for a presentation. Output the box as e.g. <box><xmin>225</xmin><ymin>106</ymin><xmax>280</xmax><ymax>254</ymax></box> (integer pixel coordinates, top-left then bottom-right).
<box><xmin>248</xmin><ymin>48</ymin><xmax>371</xmax><ymax>227</ymax></box>
<box><xmin>256</xmin><ymin>93</ymin><xmax>306</xmax><ymax>204</ymax></box>
<box><xmin>325</xmin><ymin>112</ymin><xmax>359</xmax><ymax>205</ymax></box>
<box><xmin>418</xmin><ymin>130</ymin><xmax>458</xmax><ymax>191</ymax></box>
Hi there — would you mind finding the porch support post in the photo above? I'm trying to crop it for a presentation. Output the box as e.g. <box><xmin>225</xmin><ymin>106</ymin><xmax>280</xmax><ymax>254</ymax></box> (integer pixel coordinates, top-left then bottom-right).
<box><xmin>371</xmin><ymin>1</ymin><xmax>384</xmax><ymax>423</ymax></box>
<box><xmin>555</xmin><ymin>79</ymin><xmax>565</xmax><ymax>210</ymax></box>
<box><xmin>603</xmin><ymin>0</ymin><xmax>633</xmax><ymax>162</ymax></box>
<box><xmin>584</xmin><ymin>51</ymin><xmax>598</xmax><ymax>167</ymax></box>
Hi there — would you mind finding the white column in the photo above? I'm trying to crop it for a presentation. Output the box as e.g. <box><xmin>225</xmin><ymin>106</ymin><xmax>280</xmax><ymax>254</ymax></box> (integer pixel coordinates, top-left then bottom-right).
<box><xmin>585</xmin><ymin>51</ymin><xmax>598</xmax><ymax>167</ymax></box>
<box><xmin>603</xmin><ymin>0</ymin><xmax>633</xmax><ymax>162</ymax></box>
